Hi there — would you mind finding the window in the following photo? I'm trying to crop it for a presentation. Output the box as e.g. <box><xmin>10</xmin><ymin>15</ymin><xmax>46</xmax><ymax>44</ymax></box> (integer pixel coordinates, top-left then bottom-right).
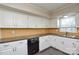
<box><xmin>58</xmin><ymin>16</ymin><xmax>77</xmax><ymax>32</ymax></box>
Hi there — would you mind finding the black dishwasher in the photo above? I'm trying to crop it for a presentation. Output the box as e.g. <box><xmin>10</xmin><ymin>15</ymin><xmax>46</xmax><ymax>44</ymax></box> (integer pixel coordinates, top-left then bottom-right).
<box><xmin>27</xmin><ymin>37</ymin><xmax>39</xmax><ymax>55</ymax></box>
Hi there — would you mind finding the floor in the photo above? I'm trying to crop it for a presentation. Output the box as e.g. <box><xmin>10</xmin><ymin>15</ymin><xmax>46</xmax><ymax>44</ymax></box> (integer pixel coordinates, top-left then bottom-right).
<box><xmin>35</xmin><ymin>47</ymin><xmax>67</xmax><ymax>55</ymax></box>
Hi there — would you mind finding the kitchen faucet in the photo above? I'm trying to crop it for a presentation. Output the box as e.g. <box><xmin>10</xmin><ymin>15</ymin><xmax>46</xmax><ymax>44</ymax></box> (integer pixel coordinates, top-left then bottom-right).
<box><xmin>66</xmin><ymin>32</ymin><xmax>67</xmax><ymax>37</ymax></box>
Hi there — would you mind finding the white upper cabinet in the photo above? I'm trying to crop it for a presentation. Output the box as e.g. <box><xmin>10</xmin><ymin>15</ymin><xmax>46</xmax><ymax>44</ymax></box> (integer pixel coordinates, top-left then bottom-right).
<box><xmin>0</xmin><ymin>9</ymin><xmax>15</xmax><ymax>28</ymax></box>
<box><xmin>2</xmin><ymin>10</ymin><xmax>15</xmax><ymax>28</ymax></box>
<box><xmin>28</xmin><ymin>15</ymin><xmax>38</xmax><ymax>28</ymax></box>
<box><xmin>28</xmin><ymin>15</ymin><xmax>49</xmax><ymax>28</ymax></box>
<box><xmin>43</xmin><ymin>18</ymin><xmax>50</xmax><ymax>28</ymax></box>
<box><xmin>76</xmin><ymin>14</ymin><xmax>79</xmax><ymax>27</ymax></box>
<box><xmin>14</xmin><ymin>13</ymin><xmax>28</xmax><ymax>28</ymax></box>
<box><xmin>0</xmin><ymin>9</ymin><xmax>3</xmax><ymax>28</ymax></box>
<box><xmin>50</xmin><ymin>19</ymin><xmax>58</xmax><ymax>28</ymax></box>
<box><xmin>0</xmin><ymin>8</ymin><xmax>50</xmax><ymax>28</ymax></box>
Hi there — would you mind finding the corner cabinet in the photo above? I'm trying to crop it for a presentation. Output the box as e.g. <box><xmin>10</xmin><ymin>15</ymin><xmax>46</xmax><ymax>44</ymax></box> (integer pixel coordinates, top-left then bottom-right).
<box><xmin>50</xmin><ymin>36</ymin><xmax>79</xmax><ymax>55</ymax></box>
<box><xmin>50</xmin><ymin>18</ymin><xmax>58</xmax><ymax>28</ymax></box>
<box><xmin>39</xmin><ymin>36</ymin><xmax>51</xmax><ymax>51</ymax></box>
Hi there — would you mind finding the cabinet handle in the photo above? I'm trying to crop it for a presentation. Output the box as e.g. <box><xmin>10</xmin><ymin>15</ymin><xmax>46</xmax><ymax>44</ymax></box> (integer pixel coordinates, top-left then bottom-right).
<box><xmin>13</xmin><ymin>48</ymin><xmax>15</xmax><ymax>52</ymax></box>
<box><xmin>13</xmin><ymin>47</ymin><xmax>16</xmax><ymax>52</ymax></box>
<box><xmin>61</xmin><ymin>41</ymin><xmax>64</xmax><ymax>44</ymax></box>
<box><xmin>14</xmin><ymin>47</ymin><xmax>16</xmax><ymax>51</ymax></box>
<box><xmin>77</xmin><ymin>41</ymin><xmax>79</xmax><ymax>42</ymax></box>
<box><xmin>54</xmin><ymin>39</ymin><xmax>56</xmax><ymax>42</ymax></box>
<box><xmin>72</xmin><ymin>43</ymin><xmax>76</xmax><ymax>48</ymax></box>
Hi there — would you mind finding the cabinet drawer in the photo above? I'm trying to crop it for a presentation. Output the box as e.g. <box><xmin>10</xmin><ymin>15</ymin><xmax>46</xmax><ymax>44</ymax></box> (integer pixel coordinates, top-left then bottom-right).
<box><xmin>0</xmin><ymin>48</ymin><xmax>14</xmax><ymax>55</ymax></box>
<box><xmin>0</xmin><ymin>43</ymin><xmax>14</xmax><ymax>51</ymax></box>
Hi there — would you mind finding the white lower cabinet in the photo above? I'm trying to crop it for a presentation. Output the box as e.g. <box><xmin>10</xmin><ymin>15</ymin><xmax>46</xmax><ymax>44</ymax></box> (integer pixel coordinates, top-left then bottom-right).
<box><xmin>0</xmin><ymin>48</ymin><xmax>14</xmax><ymax>55</ymax></box>
<box><xmin>0</xmin><ymin>42</ymin><xmax>15</xmax><ymax>55</ymax></box>
<box><xmin>13</xmin><ymin>40</ymin><xmax>27</xmax><ymax>55</ymax></box>
<box><xmin>39</xmin><ymin>35</ymin><xmax>79</xmax><ymax>55</ymax></box>
<box><xmin>62</xmin><ymin>38</ymin><xmax>79</xmax><ymax>55</ymax></box>
<box><xmin>0</xmin><ymin>35</ymin><xmax>79</xmax><ymax>55</ymax></box>
<box><xmin>50</xmin><ymin>36</ymin><xmax>79</xmax><ymax>55</ymax></box>
<box><xmin>39</xmin><ymin>36</ymin><xmax>51</xmax><ymax>51</ymax></box>
<box><xmin>0</xmin><ymin>40</ymin><xmax>27</xmax><ymax>55</ymax></box>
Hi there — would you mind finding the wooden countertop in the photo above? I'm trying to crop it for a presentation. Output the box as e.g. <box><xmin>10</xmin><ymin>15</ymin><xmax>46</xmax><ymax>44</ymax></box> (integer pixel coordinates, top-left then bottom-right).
<box><xmin>0</xmin><ymin>34</ymin><xmax>49</xmax><ymax>43</ymax></box>
<box><xmin>0</xmin><ymin>33</ymin><xmax>79</xmax><ymax>43</ymax></box>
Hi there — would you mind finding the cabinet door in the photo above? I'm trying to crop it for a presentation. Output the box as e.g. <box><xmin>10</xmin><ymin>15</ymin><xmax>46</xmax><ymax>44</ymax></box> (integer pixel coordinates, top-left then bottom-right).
<box><xmin>35</xmin><ymin>16</ymin><xmax>42</xmax><ymax>28</ymax></box>
<box><xmin>0</xmin><ymin>9</ymin><xmax>3</xmax><ymax>28</ymax></box>
<box><xmin>41</xmin><ymin>18</ymin><xmax>49</xmax><ymax>28</ymax></box>
<box><xmin>13</xmin><ymin>40</ymin><xmax>27</xmax><ymax>55</ymax></box>
<box><xmin>14</xmin><ymin>13</ymin><xmax>28</xmax><ymax>28</ymax></box>
<box><xmin>28</xmin><ymin>15</ymin><xmax>37</xmax><ymax>28</ymax></box>
<box><xmin>28</xmin><ymin>15</ymin><xmax>49</xmax><ymax>28</ymax></box>
<box><xmin>50</xmin><ymin>19</ymin><xmax>57</xmax><ymax>28</ymax></box>
<box><xmin>39</xmin><ymin>36</ymin><xmax>50</xmax><ymax>51</ymax></box>
<box><xmin>62</xmin><ymin>38</ymin><xmax>79</xmax><ymax>54</ymax></box>
<box><xmin>44</xmin><ymin>36</ymin><xmax>51</xmax><ymax>47</ymax></box>
<box><xmin>76</xmin><ymin>14</ymin><xmax>79</xmax><ymax>27</ymax></box>
<box><xmin>1</xmin><ymin>10</ymin><xmax>15</xmax><ymax>28</ymax></box>
<box><xmin>36</xmin><ymin>17</ymin><xmax>49</xmax><ymax>28</ymax></box>
<box><xmin>45</xmin><ymin>19</ymin><xmax>50</xmax><ymax>28</ymax></box>
<box><xmin>50</xmin><ymin>36</ymin><xmax>59</xmax><ymax>48</ymax></box>
<box><xmin>55</xmin><ymin>37</ymin><xmax>66</xmax><ymax>52</ymax></box>
<box><xmin>0</xmin><ymin>43</ymin><xmax>14</xmax><ymax>55</ymax></box>
<box><xmin>50</xmin><ymin>36</ymin><xmax>67</xmax><ymax>53</ymax></box>
<box><xmin>14</xmin><ymin>13</ymin><xmax>22</xmax><ymax>28</ymax></box>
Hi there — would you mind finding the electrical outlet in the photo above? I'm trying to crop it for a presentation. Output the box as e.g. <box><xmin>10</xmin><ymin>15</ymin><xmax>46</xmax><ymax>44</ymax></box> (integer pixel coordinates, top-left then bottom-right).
<box><xmin>12</xmin><ymin>30</ymin><xmax>15</xmax><ymax>34</ymax></box>
<box><xmin>56</xmin><ymin>30</ymin><xmax>58</xmax><ymax>31</ymax></box>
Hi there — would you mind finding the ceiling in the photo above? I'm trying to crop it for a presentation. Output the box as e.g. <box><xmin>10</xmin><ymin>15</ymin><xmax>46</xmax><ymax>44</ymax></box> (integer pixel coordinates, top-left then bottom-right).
<box><xmin>1</xmin><ymin>3</ymin><xmax>75</xmax><ymax>18</ymax></box>
<box><xmin>31</xmin><ymin>3</ymin><xmax>66</xmax><ymax>12</ymax></box>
